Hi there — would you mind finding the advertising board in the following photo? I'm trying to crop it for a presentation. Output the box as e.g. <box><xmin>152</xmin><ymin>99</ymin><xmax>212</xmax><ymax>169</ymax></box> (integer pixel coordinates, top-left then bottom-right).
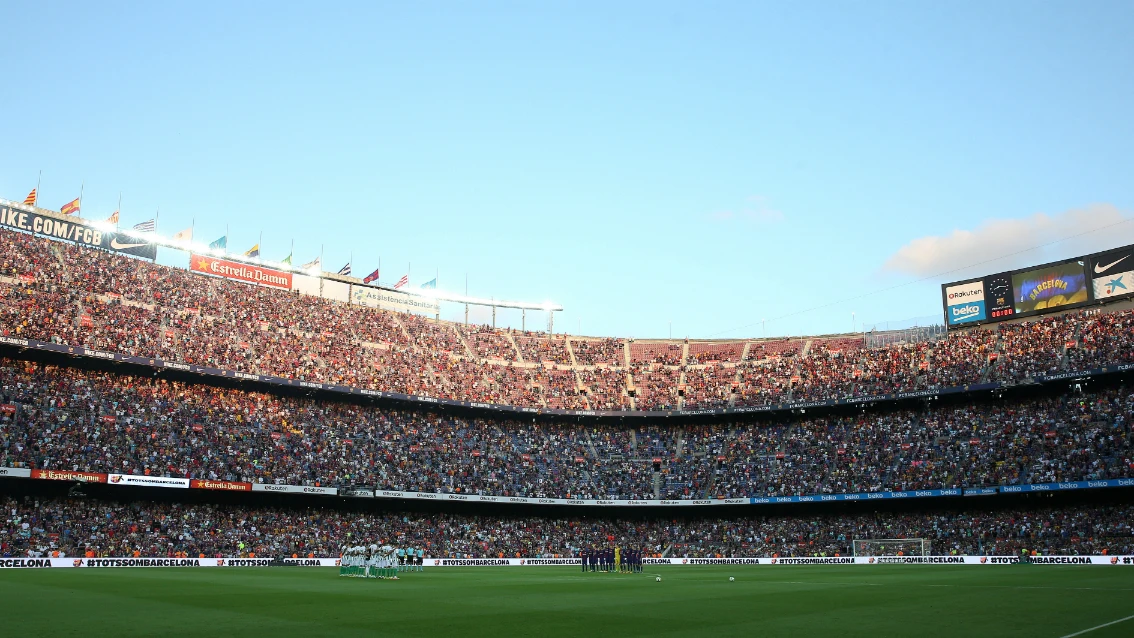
<box><xmin>1088</xmin><ymin>248</ymin><xmax>1134</xmax><ymax>301</ymax></box>
<box><xmin>943</xmin><ymin>244</ymin><xmax>1134</xmax><ymax>330</ymax></box>
<box><xmin>943</xmin><ymin>280</ymin><xmax>985</xmax><ymax>325</ymax></box>
<box><xmin>0</xmin><ymin>203</ymin><xmax>156</xmax><ymax>259</ymax></box>
<box><xmin>189</xmin><ymin>254</ymin><xmax>293</xmax><ymax>290</ymax></box>
<box><xmin>351</xmin><ymin>285</ymin><xmax>440</xmax><ymax>315</ymax></box>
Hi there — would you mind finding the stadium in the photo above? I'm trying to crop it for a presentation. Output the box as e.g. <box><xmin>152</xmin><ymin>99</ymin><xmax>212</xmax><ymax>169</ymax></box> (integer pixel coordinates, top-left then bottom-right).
<box><xmin>4</xmin><ymin>4</ymin><xmax>1134</xmax><ymax>637</ymax></box>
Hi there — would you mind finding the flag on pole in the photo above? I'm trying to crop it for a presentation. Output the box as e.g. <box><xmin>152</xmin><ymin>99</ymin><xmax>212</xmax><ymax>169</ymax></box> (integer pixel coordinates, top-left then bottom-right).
<box><xmin>133</xmin><ymin>219</ymin><xmax>155</xmax><ymax>233</ymax></box>
<box><xmin>106</xmin><ymin>211</ymin><xmax>120</xmax><ymax>225</ymax></box>
<box><xmin>393</xmin><ymin>275</ymin><xmax>409</xmax><ymax>290</ymax></box>
<box><xmin>60</xmin><ymin>198</ymin><xmax>81</xmax><ymax>216</ymax></box>
<box><xmin>208</xmin><ymin>236</ymin><xmax>228</xmax><ymax>251</ymax></box>
<box><xmin>363</xmin><ymin>266</ymin><xmax>380</xmax><ymax>284</ymax></box>
<box><xmin>337</xmin><ymin>262</ymin><xmax>351</xmax><ymax>276</ymax></box>
<box><xmin>301</xmin><ymin>256</ymin><xmax>321</xmax><ymax>271</ymax></box>
<box><xmin>420</xmin><ymin>278</ymin><xmax>437</xmax><ymax>290</ymax></box>
<box><xmin>172</xmin><ymin>227</ymin><xmax>193</xmax><ymax>242</ymax></box>
<box><xmin>244</xmin><ymin>244</ymin><xmax>260</xmax><ymax>258</ymax></box>
<box><xmin>23</xmin><ymin>189</ymin><xmax>37</xmax><ymax>206</ymax></box>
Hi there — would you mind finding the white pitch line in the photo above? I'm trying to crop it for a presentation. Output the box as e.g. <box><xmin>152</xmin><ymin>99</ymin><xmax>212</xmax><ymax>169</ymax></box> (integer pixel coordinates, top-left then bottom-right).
<box><xmin>1058</xmin><ymin>613</ymin><xmax>1134</xmax><ymax>638</ymax></box>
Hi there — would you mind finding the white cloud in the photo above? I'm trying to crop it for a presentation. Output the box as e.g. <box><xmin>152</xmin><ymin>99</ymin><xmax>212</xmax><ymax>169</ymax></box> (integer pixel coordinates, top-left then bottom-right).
<box><xmin>708</xmin><ymin>196</ymin><xmax>784</xmax><ymax>224</ymax></box>
<box><xmin>882</xmin><ymin>204</ymin><xmax>1134</xmax><ymax>279</ymax></box>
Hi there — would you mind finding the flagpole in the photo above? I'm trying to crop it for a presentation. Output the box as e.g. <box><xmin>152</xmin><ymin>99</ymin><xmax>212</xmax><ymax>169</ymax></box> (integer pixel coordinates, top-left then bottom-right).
<box><xmin>116</xmin><ymin>193</ymin><xmax>122</xmax><ymax>231</ymax></box>
<box><xmin>35</xmin><ymin>170</ymin><xmax>41</xmax><ymax>207</ymax></box>
<box><xmin>258</xmin><ymin>231</ymin><xmax>263</xmax><ymax>258</ymax></box>
<box><xmin>78</xmin><ymin>181</ymin><xmax>84</xmax><ymax>216</ymax></box>
<box><xmin>225</xmin><ymin>224</ymin><xmax>229</xmax><ymax>255</ymax></box>
<box><xmin>152</xmin><ymin>209</ymin><xmax>159</xmax><ymax>263</ymax></box>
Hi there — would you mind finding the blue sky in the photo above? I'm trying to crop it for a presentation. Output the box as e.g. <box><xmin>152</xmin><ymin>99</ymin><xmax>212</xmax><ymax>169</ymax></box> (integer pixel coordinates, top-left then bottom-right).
<box><xmin>3</xmin><ymin>1</ymin><xmax>1132</xmax><ymax>339</ymax></box>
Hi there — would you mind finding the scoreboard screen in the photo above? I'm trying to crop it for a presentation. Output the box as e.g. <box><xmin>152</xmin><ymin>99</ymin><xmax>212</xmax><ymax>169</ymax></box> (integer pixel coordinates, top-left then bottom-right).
<box><xmin>942</xmin><ymin>245</ymin><xmax>1133</xmax><ymax>330</ymax></box>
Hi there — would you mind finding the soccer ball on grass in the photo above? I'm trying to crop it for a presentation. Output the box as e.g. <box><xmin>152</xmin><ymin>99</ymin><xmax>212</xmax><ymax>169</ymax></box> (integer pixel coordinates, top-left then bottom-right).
<box><xmin>655</xmin><ymin>576</ymin><xmax>661</xmax><ymax>582</ymax></box>
<box><xmin>729</xmin><ymin>577</ymin><xmax>735</xmax><ymax>582</ymax></box>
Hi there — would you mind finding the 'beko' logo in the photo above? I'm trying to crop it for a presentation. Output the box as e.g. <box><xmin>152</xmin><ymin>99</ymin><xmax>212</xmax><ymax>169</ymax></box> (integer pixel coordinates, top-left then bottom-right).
<box><xmin>951</xmin><ymin>305</ymin><xmax>982</xmax><ymax>319</ymax></box>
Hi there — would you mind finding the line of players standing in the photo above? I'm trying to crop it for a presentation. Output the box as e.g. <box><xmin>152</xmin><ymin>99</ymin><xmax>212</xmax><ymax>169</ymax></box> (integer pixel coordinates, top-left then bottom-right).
<box><xmin>581</xmin><ymin>547</ymin><xmax>643</xmax><ymax>573</ymax></box>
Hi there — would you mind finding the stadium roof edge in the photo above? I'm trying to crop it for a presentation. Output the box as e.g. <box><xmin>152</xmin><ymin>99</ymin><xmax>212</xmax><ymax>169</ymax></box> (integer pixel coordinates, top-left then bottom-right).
<box><xmin>0</xmin><ymin>198</ymin><xmax>564</xmax><ymax>313</ymax></box>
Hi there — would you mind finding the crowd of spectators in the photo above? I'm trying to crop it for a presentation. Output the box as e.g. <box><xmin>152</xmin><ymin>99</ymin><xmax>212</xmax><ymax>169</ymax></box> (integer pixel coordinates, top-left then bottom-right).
<box><xmin>3</xmin><ymin>496</ymin><xmax>1131</xmax><ymax>559</ymax></box>
<box><xmin>514</xmin><ymin>334</ymin><xmax>571</xmax><ymax>365</ymax></box>
<box><xmin>3</xmin><ymin>230</ymin><xmax>1134</xmax><ymax>413</ymax></box>
<box><xmin>4</xmin><ymin>230</ymin><xmax>1134</xmax><ymax>414</ymax></box>
<box><xmin>460</xmin><ymin>325</ymin><xmax>519</xmax><ymax>361</ymax></box>
<box><xmin>0</xmin><ymin>358</ymin><xmax>1131</xmax><ymax>499</ymax></box>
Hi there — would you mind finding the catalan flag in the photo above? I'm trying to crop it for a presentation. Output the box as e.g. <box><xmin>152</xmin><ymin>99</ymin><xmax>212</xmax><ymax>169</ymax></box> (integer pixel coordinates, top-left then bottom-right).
<box><xmin>106</xmin><ymin>211</ymin><xmax>120</xmax><ymax>225</ymax></box>
<box><xmin>60</xmin><ymin>198</ymin><xmax>81</xmax><ymax>216</ymax></box>
<box><xmin>393</xmin><ymin>274</ymin><xmax>409</xmax><ymax>290</ymax></box>
<box><xmin>22</xmin><ymin>189</ymin><xmax>37</xmax><ymax>206</ymax></box>
<box><xmin>244</xmin><ymin>244</ymin><xmax>260</xmax><ymax>258</ymax></box>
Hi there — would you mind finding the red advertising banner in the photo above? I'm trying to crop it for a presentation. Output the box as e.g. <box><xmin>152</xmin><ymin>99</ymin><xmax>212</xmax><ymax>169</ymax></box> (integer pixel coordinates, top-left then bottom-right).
<box><xmin>32</xmin><ymin>469</ymin><xmax>107</xmax><ymax>483</ymax></box>
<box><xmin>189</xmin><ymin>254</ymin><xmax>292</xmax><ymax>290</ymax></box>
<box><xmin>189</xmin><ymin>479</ymin><xmax>252</xmax><ymax>492</ymax></box>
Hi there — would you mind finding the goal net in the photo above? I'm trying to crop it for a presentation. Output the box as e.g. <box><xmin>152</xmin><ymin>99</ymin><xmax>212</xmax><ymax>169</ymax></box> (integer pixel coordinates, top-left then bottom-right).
<box><xmin>853</xmin><ymin>538</ymin><xmax>930</xmax><ymax>557</ymax></box>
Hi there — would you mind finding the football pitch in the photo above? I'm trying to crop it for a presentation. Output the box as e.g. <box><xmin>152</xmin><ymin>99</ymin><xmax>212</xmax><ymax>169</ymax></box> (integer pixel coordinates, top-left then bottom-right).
<box><xmin>2</xmin><ymin>566</ymin><xmax>1133</xmax><ymax>637</ymax></box>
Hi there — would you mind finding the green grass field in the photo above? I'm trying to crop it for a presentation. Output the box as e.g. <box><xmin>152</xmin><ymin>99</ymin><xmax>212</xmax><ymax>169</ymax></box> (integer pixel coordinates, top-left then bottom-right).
<box><xmin>2</xmin><ymin>566</ymin><xmax>1133</xmax><ymax>637</ymax></box>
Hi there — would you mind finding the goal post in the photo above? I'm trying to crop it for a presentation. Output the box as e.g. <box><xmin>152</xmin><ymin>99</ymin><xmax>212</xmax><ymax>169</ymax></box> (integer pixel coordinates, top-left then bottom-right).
<box><xmin>853</xmin><ymin>538</ymin><xmax>930</xmax><ymax>557</ymax></box>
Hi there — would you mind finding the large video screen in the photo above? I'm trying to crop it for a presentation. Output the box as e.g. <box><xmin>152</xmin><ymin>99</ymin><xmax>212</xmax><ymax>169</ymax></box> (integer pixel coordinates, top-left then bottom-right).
<box><xmin>1011</xmin><ymin>260</ymin><xmax>1089</xmax><ymax>314</ymax></box>
<box><xmin>943</xmin><ymin>242</ymin><xmax>1134</xmax><ymax>330</ymax></box>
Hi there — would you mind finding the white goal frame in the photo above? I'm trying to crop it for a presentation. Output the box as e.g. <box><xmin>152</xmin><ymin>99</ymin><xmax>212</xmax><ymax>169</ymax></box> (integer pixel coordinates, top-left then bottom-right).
<box><xmin>853</xmin><ymin>538</ymin><xmax>930</xmax><ymax>557</ymax></box>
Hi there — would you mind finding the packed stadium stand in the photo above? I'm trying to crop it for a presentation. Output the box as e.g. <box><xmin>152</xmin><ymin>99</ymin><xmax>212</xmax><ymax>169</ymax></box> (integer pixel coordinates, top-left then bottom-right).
<box><xmin>1</xmin><ymin>356</ymin><xmax>1131</xmax><ymax>497</ymax></box>
<box><xmin>2</xmin><ymin>214</ymin><xmax>1134</xmax><ymax>564</ymax></box>
<box><xmin>3</xmin><ymin>496</ymin><xmax>1132</xmax><ymax>559</ymax></box>
<box><xmin>3</xmin><ymin>228</ymin><xmax>1133</xmax><ymax>416</ymax></box>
